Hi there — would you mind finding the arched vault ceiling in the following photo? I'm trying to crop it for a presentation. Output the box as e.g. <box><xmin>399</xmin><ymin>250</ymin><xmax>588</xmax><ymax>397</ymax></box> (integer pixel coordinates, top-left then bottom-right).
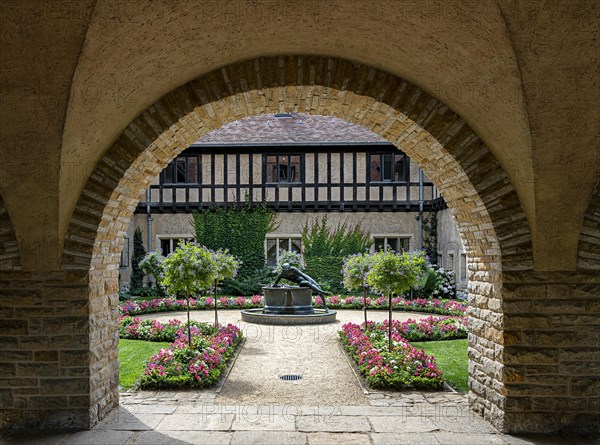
<box><xmin>60</xmin><ymin>0</ymin><xmax>534</xmax><ymax>236</ymax></box>
<box><xmin>0</xmin><ymin>0</ymin><xmax>598</xmax><ymax>271</ymax></box>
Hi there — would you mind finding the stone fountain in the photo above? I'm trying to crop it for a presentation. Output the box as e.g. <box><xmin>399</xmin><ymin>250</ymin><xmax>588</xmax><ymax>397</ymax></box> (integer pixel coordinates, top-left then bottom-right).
<box><xmin>241</xmin><ymin>286</ymin><xmax>336</xmax><ymax>325</ymax></box>
<box><xmin>240</xmin><ymin>263</ymin><xmax>337</xmax><ymax>325</ymax></box>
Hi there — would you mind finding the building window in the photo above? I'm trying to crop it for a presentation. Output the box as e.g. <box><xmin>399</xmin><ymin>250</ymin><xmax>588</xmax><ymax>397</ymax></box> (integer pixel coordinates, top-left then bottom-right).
<box><xmin>460</xmin><ymin>253</ymin><xmax>467</xmax><ymax>280</ymax></box>
<box><xmin>373</xmin><ymin>236</ymin><xmax>410</xmax><ymax>253</ymax></box>
<box><xmin>265</xmin><ymin>154</ymin><xmax>302</xmax><ymax>183</ymax></box>
<box><xmin>120</xmin><ymin>235</ymin><xmax>129</xmax><ymax>268</ymax></box>
<box><xmin>266</xmin><ymin>236</ymin><xmax>302</xmax><ymax>267</ymax></box>
<box><xmin>369</xmin><ymin>152</ymin><xmax>409</xmax><ymax>182</ymax></box>
<box><xmin>437</xmin><ymin>254</ymin><xmax>443</xmax><ymax>267</ymax></box>
<box><xmin>448</xmin><ymin>253</ymin><xmax>455</xmax><ymax>272</ymax></box>
<box><xmin>162</xmin><ymin>156</ymin><xmax>199</xmax><ymax>184</ymax></box>
<box><xmin>159</xmin><ymin>237</ymin><xmax>194</xmax><ymax>256</ymax></box>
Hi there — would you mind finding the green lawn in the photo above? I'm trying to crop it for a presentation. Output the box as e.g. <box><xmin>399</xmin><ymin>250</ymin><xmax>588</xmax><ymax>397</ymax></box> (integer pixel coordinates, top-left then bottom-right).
<box><xmin>118</xmin><ymin>339</ymin><xmax>170</xmax><ymax>389</ymax></box>
<box><xmin>410</xmin><ymin>339</ymin><xmax>468</xmax><ymax>392</ymax></box>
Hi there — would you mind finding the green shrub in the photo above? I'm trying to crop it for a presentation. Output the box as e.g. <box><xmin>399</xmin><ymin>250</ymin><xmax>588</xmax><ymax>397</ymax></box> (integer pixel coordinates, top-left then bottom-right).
<box><xmin>222</xmin><ymin>267</ymin><xmax>275</xmax><ymax>295</ymax></box>
<box><xmin>129</xmin><ymin>287</ymin><xmax>162</xmax><ymax>299</ymax></box>
<box><xmin>412</xmin><ymin>266</ymin><xmax>456</xmax><ymax>299</ymax></box>
<box><xmin>303</xmin><ymin>256</ymin><xmax>345</xmax><ymax>294</ymax></box>
<box><xmin>301</xmin><ymin>216</ymin><xmax>372</xmax><ymax>294</ymax></box>
<box><xmin>302</xmin><ymin>215</ymin><xmax>372</xmax><ymax>258</ymax></box>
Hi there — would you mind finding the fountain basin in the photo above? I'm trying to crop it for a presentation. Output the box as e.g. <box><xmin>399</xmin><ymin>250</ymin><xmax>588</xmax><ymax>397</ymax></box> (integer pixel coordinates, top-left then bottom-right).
<box><xmin>241</xmin><ymin>308</ymin><xmax>336</xmax><ymax>325</ymax></box>
<box><xmin>241</xmin><ymin>286</ymin><xmax>337</xmax><ymax>325</ymax></box>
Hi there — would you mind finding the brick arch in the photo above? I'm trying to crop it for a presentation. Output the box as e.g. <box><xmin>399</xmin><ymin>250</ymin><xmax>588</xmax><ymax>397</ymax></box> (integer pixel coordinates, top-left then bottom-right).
<box><xmin>61</xmin><ymin>55</ymin><xmax>533</xmax><ymax>429</ymax></box>
<box><xmin>577</xmin><ymin>178</ymin><xmax>600</xmax><ymax>271</ymax></box>
<box><xmin>0</xmin><ymin>192</ymin><xmax>21</xmax><ymax>271</ymax></box>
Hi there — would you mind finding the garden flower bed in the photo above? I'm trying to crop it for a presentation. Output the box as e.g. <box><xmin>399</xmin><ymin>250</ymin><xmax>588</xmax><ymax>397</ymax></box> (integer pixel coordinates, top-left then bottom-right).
<box><xmin>368</xmin><ymin>316</ymin><xmax>468</xmax><ymax>342</ymax></box>
<box><xmin>118</xmin><ymin>316</ymin><xmax>219</xmax><ymax>342</ymax></box>
<box><xmin>119</xmin><ymin>295</ymin><xmax>264</xmax><ymax>316</ymax></box>
<box><xmin>340</xmin><ymin>322</ymin><xmax>444</xmax><ymax>390</ymax></box>
<box><xmin>118</xmin><ymin>317</ymin><xmax>242</xmax><ymax>388</ymax></box>
<box><xmin>118</xmin><ymin>295</ymin><xmax>467</xmax><ymax>317</ymax></box>
<box><xmin>317</xmin><ymin>296</ymin><xmax>467</xmax><ymax>316</ymax></box>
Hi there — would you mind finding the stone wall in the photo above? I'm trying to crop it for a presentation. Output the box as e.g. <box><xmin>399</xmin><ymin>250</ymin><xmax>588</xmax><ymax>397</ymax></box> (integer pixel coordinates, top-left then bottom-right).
<box><xmin>500</xmin><ymin>271</ymin><xmax>600</xmax><ymax>434</ymax></box>
<box><xmin>0</xmin><ymin>271</ymin><xmax>93</xmax><ymax>429</ymax></box>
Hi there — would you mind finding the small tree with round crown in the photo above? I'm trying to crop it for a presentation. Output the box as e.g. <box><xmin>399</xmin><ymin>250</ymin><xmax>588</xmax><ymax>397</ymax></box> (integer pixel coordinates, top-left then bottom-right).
<box><xmin>161</xmin><ymin>243</ymin><xmax>216</xmax><ymax>347</ymax></box>
<box><xmin>139</xmin><ymin>249</ymin><xmax>165</xmax><ymax>295</ymax></box>
<box><xmin>210</xmin><ymin>248</ymin><xmax>240</xmax><ymax>327</ymax></box>
<box><xmin>342</xmin><ymin>252</ymin><xmax>375</xmax><ymax>324</ymax></box>
<box><xmin>367</xmin><ymin>250</ymin><xmax>426</xmax><ymax>351</ymax></box>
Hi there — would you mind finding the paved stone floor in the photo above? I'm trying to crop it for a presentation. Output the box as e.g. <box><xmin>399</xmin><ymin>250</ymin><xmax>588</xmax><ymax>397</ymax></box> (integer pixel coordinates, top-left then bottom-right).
<box><xmin>2</xmin><ymin>310</ymin><xmax>597</xmax><ymax>444</ymax></box>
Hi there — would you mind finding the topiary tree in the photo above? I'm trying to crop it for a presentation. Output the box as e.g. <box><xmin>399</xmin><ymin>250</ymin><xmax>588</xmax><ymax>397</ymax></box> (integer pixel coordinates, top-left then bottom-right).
<box><xmin>342</xmin><ymin>252</ymin><xmax>375</xmax><ymax>324</ymax></box>
<box><xmin>367</xmin><ymin>250</ymin><xmax>427</xmax><ymax>351</ymax></box>
<box><xmin>210</xmin><ymin>248</ymin><xmax>240</xmax><ymax>327</ymax></box>
<box><xmin>161</xmin><ymin>243</ymin><xmax>216</xmax><ymax>346</ymax></box>
<box><xmin>130</xmin><ymin>227</ymin><xmax>146</xmax><ymax>293</ymax></box>
<box><xmin>139</xmin><ymin>249</ymin><xmax>166</xmax><ymax>295</ymax></box>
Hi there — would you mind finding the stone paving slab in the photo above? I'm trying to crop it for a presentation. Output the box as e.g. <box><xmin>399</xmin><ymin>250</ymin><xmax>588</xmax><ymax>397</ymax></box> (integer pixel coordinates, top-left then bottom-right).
<box><xmin>371</xmin><ymin>432</ymin><xmax>441</xmax><ymax>445</ymax></box>
<box><xmin>61</xmin><ymin>430</ymin><xmax>134</xmax><ymax>445</ymax></box>
<box><xmin>306</xmin><ymin>432</ymin><xmax>372</xmax><ymax>444</ymax></box>
<box><xmin>368</xmin><ymin>415</ymin><xmax>442</xmax><ymax>433</ymax></box>
<box><xmin>127</xmin><ymin>430</ymin><xmax>233</xmax><ymax>444</ymax></box>
<box><xmin>155</xmin><ymin>413</ymin><xmax>233</xmax><ymax>431</ymax></box>
<box><xmin>296</xmin><ymin>415</ymin><xmax>372</xmax><ymax>433</ymax></box>
<box><xmin>230</xmin><ymin>412</ymin><xmax>297</xmax><ymax>431</ymax></box>
<box><xmin>433</xmin><ymin>431</ymin><xmax>507</xmax><ymax>444</ymax></box>
<box><xmin>94</xmin><ymin>407</ymin><xmax>165</xmax><ymax>431</ymax></box>
<box><xmin>229</xmin><ymin>430</ymin><xmax>307</xmax><ymax>445</ymax></box>
<box><xmin>2</xmin><ymin>407</ymin><xmax>596</xmax><ymax>444</ymax></box>
<box><xmin>0</xmin><ymin>432</ymin><xmax>67</xmax><ymax>445</ymax></box>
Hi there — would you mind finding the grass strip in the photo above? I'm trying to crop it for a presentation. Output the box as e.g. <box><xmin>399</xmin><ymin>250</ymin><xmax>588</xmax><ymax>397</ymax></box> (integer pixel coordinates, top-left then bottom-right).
<box><xmin>118</xmin><ymin>339</ymin><xmax>170</xmax><ymax>389</ymax></box>
<box><xmin>410</xmin><ymin>339</ymin><xmax>468</xmax><ymax>392</ymax></box>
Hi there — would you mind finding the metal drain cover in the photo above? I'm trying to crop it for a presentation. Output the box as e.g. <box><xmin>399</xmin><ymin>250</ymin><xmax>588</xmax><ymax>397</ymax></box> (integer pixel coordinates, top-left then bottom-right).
<box><xmin>280</xmin><ymin>374</ymin><xmax>302</xmax><ymax>381</ymax></box>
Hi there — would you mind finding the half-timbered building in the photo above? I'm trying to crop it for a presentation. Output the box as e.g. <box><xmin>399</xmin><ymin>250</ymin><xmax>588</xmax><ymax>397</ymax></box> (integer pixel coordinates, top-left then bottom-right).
<box><xmin>120</xmin><ymin>113</ymin><xmax>467</xmax><ymax>289</ymax></box>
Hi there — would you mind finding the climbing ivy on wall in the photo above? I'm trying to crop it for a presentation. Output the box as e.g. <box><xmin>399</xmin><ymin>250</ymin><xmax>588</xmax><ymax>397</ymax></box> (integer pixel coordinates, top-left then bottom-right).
<box><xmin>192</xmin><ymin>197</ymin><xmax>278</xmax><ymax>295</ymax></box>
<box><xmin>302</xmin><ymin>216</ymin><xmax>372</xmax><ymax>294</ymax></box>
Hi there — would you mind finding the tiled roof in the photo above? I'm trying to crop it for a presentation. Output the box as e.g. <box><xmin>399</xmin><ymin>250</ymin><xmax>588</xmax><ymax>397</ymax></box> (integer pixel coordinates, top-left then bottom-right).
<box><xmin>194</xmin><ymin>113</ymin><xmax>388</xmax><ymax>145</ymax></box>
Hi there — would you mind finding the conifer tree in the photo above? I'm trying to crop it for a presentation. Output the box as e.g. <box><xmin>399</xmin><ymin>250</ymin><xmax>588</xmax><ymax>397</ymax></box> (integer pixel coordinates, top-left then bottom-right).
<box><xmin>130</xmin><ymin>227</ymin><xmax>146</xmax><ymax>292</ymax></box>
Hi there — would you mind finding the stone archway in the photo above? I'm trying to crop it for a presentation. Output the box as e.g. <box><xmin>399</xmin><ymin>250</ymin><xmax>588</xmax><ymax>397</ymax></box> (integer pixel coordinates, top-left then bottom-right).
<box><xmin>59</xmin><ymin>56</ymin><xmax>534</xmax><ymax>431</ymax></box>
<box><xmin>0</xmin><ymin>193</ymin><xmax>21</xmax><ymax>271</ymax></box>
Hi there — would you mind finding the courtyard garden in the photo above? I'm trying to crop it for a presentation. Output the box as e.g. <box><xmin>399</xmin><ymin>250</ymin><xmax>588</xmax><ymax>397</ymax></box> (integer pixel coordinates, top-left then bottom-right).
<box><xmin>118</xmin><ymin>211</ymin><xmax>469</xmax><ymax>393</ymax></box>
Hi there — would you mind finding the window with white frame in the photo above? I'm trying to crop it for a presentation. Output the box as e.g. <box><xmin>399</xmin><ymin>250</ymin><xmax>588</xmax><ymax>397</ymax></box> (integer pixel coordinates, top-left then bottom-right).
<box><xmin>265</xmin><ymin>236</ymin><xmax>302</xmax><ymax>267</ymax></box>
<box><xmin>372</xmin><ymin>236</ymin><xmax>410</xmax><ymax>253</ymax></box>
<box><xmin>159</xmin><ymin>236</ymin><xmax>194</xmax><ymax>256</ymax></box>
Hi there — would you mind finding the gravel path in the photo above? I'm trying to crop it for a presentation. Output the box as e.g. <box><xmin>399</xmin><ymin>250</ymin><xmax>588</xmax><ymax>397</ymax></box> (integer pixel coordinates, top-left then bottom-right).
<box><xmin>140</xmin><ymin>309</ymin><xmax>430</xmax><ymax>407</ymax></box>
